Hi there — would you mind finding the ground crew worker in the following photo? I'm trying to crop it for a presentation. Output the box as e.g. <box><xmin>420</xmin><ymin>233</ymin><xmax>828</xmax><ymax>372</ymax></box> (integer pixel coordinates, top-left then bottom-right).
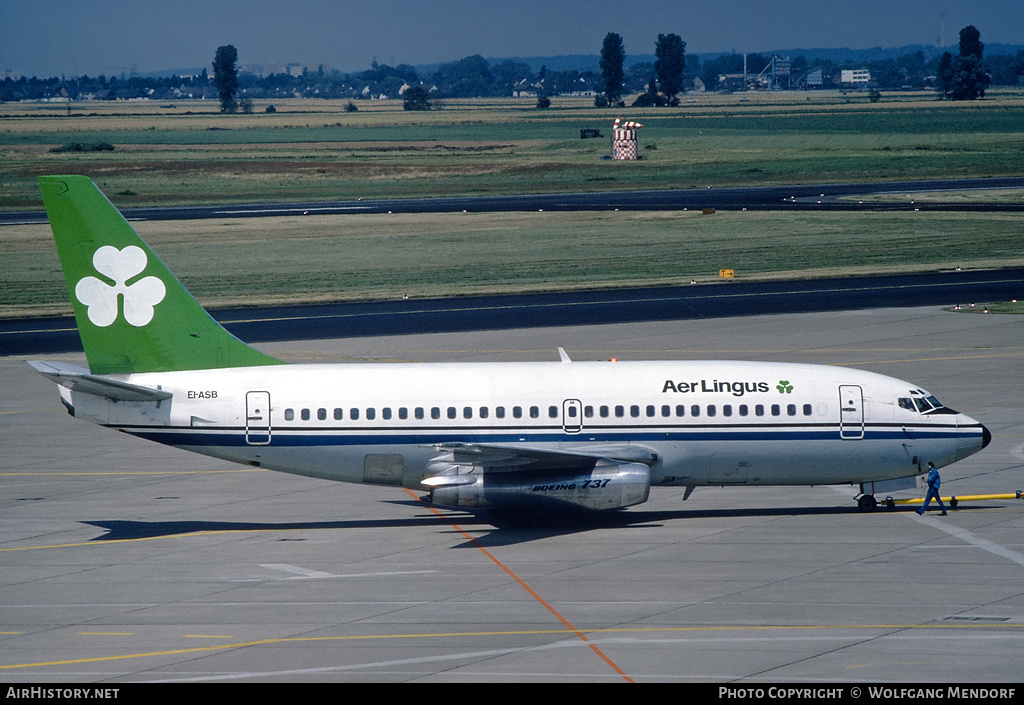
<box><xmin>918</xmin><ymin>462</ymin><xmax>947</xmax><ymax>516</ymax></box>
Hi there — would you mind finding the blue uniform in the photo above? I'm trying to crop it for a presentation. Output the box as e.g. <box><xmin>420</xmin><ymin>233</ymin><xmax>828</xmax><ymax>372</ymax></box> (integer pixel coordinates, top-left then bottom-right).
<box><xmin>919</xmin><ymin>466</ymin><xmax>947</xmax><ymax>515</ymax></box>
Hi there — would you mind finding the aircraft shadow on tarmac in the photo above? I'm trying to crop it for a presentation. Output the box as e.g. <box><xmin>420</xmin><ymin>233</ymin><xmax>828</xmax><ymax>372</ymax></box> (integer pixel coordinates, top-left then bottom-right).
<box><xmin>80</xmin><ymin>501</ymin><xmax>985</xmax><ymax>544</ymax></box>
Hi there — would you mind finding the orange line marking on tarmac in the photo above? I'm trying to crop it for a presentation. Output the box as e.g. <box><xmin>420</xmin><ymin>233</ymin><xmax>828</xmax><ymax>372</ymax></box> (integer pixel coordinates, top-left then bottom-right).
<box><xmin>405</xmin><ymin>488</ymin><xmax>634</xmax><ymax>683</ymax></box>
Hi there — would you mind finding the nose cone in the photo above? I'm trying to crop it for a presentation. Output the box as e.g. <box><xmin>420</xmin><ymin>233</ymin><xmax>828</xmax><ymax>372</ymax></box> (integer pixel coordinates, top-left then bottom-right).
<box><xmin>955</xmin><ymin>415</ymin><xmax>990</xmax><ymax>461</ymax></box>
<box><xmin>958</xmin><ymin>418</ymin><xmax>991</xmax><ymax>457</ymax></box>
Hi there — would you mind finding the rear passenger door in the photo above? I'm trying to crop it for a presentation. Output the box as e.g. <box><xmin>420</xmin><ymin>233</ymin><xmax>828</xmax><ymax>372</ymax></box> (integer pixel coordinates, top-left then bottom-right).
<box><xmin>246</xmin><ymin>391</ymin><xmax>272</xmax><ymax>445</ymax></box>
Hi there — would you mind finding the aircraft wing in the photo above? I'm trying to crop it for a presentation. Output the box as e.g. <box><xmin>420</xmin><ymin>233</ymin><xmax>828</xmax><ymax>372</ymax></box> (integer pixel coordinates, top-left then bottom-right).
<box><xmin>28</xmin><ymin>361</ymin><xmax>172</xmax><ymax>402</ymax></box>
<box><xmin>423</xmin><ymin>441</ymin><xmax>657</xmax><ymax>487</ymax></box>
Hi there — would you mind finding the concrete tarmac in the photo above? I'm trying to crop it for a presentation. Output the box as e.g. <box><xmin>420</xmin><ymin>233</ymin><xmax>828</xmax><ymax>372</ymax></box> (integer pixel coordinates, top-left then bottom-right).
<box><xmin>2</xmin><ymin>306</ymin><xmax>1023</xmax><ymax>683</ymax></box>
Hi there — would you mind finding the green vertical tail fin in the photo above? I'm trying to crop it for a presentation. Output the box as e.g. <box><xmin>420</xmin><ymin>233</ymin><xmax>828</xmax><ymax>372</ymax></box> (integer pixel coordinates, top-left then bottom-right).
<box><xmin>39</xmin><ymin>175</ymin><xmax>283</xmax><ymax>374</ymax></box>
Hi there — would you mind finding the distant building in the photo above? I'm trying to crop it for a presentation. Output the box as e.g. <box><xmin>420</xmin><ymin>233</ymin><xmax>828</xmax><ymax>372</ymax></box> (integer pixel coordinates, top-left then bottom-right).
<box><xmin>512</xmin><ymin>79</ymin><xmax>541</xmax><ymax>98</ymax></box>
<box><xmin>806</xmin><ymin>69</ymin><xmax>823</xmax><ymax>88</ymax></box>
<box><xmin>565</xmin><ymin>77</ymin><xmax>597</xmax><ymax>97</ymax></box>
<box><xmin>841</xmin><ymin>69</ymin><xmax>871</xmax><ymax>85</ymax></box>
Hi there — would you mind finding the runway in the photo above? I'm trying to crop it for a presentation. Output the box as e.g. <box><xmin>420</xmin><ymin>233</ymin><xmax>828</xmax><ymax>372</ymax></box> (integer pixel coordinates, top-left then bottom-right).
<box><xmin>2</xmin><ymin>305</ymin><xmax>1023</xmax><ymax>683</ymax></box>
<box><xmin>3</xmin><ymin>176</ymin><xmax>1024</xmax><ymax>225</ymax></box>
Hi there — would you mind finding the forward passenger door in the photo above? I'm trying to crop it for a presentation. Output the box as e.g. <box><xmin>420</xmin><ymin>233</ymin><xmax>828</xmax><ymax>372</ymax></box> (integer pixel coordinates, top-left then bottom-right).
<box><xmin>839</xmin><ymin>385</ymin><xmax>864</xmax><ymax>440</ymax></box>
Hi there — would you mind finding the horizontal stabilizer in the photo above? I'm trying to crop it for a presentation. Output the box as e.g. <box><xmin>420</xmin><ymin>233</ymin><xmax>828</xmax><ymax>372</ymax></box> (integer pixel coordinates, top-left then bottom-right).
<box><xmin>29</xmin><ymin>361</ymin><xmax>172</xmax><ymax>402</ymax></box>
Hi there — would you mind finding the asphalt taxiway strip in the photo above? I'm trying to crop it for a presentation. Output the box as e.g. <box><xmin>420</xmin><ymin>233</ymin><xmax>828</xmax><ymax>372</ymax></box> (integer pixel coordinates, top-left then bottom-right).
<box><xmin>2</xmin><ymin>306</ymin><xmax>1022</xmax><ymax>682</ymax></box>
<box><xmin>4</xmin><ymin>268</ymin><xmax>1024</xmax><ymax>356</ymax></box>
<box><xmin>3</xmin><ymin>176</ymin><xmax>1024</xmax><ymax>225</ymax></box>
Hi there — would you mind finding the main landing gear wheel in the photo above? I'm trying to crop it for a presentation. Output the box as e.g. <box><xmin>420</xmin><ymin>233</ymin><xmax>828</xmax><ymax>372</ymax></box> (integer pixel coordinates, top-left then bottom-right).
<box><xmin>856</xmin><ymin>494</ymin><xmax>877</xmax><ymax>512</ymax></box>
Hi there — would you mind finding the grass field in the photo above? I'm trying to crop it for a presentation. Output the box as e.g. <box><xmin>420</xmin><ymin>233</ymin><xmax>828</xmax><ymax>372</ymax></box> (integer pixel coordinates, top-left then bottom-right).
<box><xmin>2</xmin><ymin>91</ymin><xmax>1024</xmax><ymax>208</ymax></box>
<box><xmin>2</xmin><ymin>92</ymin><xmax>1021</xmax><ymax>316</ymax></box>
<box><xmin>3</xmin><ymin>209</ymin><xmax>1021</xmax><ymax>317</ymax></box>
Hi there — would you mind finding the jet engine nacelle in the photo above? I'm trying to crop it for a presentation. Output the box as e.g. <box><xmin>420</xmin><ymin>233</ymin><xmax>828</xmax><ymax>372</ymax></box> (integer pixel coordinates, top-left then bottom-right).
<box><xmin>427</xmin><ymin>462</ymin><xmax>651</xmax><ymax>511</ymax></box>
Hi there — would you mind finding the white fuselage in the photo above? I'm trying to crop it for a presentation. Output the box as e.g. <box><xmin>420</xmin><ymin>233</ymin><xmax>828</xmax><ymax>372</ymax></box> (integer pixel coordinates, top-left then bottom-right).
<box><xmin>65</xmin><ymin>359</ymin><xmax>988</xmax><ymax>499</ymax></box>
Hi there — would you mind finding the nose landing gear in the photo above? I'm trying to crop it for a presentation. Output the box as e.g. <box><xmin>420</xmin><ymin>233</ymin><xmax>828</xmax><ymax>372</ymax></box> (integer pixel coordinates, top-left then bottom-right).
<box><xmin>855</xmin><ymin>493</ymin><xmax>877</xmax><ymax>512</ymax></box>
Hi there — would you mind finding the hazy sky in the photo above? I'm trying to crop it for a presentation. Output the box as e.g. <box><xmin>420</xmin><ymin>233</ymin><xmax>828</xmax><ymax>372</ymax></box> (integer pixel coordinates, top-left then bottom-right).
<box><xmin>3</xmin><ymin>0</ymin><xmax>1021</xmax><ymax>77</ymax></box>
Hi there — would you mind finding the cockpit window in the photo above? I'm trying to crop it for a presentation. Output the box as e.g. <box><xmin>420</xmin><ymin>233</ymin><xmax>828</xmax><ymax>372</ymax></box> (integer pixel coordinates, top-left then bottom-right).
<box><xmin>901</xmin><ymin>391</ymin><xmax>947</xmax><ymax>414</ymax></box>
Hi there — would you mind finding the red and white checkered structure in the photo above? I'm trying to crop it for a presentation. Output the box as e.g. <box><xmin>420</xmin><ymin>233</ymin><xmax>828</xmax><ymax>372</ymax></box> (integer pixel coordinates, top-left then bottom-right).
<box><xmin>612</xmin><ymin>117</ymin><xmax>643</xmax><ymax>160</ymax></box>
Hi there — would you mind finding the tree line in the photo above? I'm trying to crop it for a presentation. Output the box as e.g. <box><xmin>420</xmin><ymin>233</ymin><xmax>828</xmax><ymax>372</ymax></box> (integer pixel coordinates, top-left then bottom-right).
<box><xmin>3</xmin><ymin>26</ymin><xmax>1020</xmax><ymax>107</ymax></box>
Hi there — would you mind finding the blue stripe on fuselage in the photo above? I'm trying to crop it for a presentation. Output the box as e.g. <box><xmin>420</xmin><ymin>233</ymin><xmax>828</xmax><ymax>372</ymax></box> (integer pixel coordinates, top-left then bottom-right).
<box><xmin>117</xmin><ymin>424</ymin><xmax>974</xmax><ymax>449</ymax></box>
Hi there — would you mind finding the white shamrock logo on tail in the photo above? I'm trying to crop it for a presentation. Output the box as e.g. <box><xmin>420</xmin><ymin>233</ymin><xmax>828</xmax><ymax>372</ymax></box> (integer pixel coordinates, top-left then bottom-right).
<box><xmin>75</xmin><ymin>246</ymin><xmax>166</xmax><ymax>327</ymax></box>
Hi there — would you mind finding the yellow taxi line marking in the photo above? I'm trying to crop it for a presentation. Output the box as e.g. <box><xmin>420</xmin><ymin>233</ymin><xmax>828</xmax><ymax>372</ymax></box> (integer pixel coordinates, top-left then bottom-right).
<box><xmin>3</xmin><ymin>623</ymin><xmax>1022</xmax><ymax>671</ymax></box>
<box><xmin>0</xmin><ymin>530</ymin><xmax>252</xmax><ymax>552</ymax></box>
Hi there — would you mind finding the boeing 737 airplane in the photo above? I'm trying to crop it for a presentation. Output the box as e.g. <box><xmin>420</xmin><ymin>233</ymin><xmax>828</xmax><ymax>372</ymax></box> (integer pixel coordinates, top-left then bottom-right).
<box><xmin>31</xmin><ymin>176</ymin><xmax>990</xmax><ymax>520</ymax></box>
